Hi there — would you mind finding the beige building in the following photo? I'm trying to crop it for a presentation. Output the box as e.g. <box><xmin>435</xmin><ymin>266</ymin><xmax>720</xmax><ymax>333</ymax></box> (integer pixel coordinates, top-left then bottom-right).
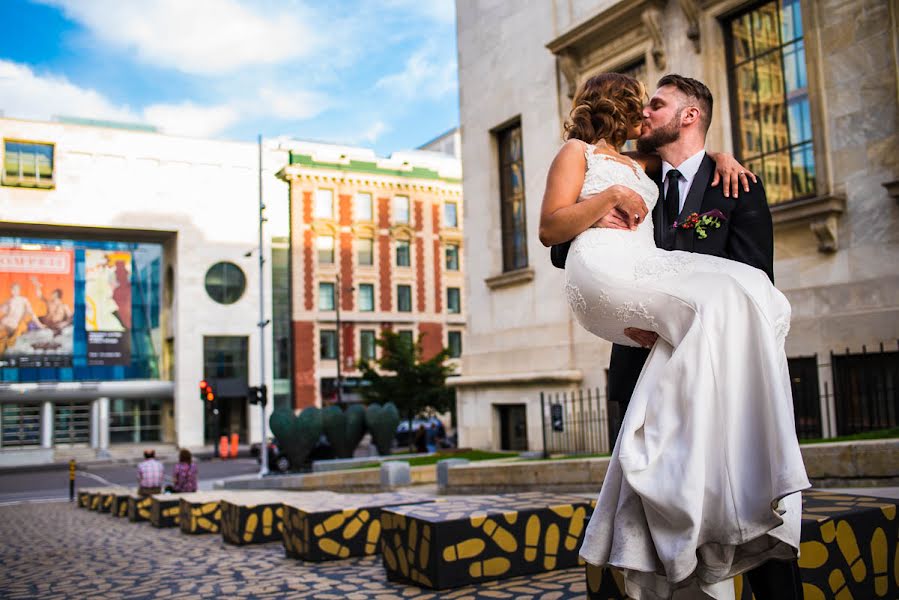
<box><xmin>451</xmin><ymin>0</ymin><xmax>899</xmax><ymax>452</ymax></box>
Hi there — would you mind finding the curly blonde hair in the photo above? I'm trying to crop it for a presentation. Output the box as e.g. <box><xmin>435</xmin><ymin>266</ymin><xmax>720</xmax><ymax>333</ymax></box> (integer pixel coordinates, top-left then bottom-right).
<box><xmin>564</xmin><ymin>73</ymin><xmax>646</xmax><ymax>148</ymax></box>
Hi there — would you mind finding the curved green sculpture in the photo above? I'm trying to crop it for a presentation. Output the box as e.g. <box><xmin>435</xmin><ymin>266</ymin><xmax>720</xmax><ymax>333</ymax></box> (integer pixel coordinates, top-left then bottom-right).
<box><xmin>322</xmin><ymin>404</ymin><xmax>366</xmax><ymax>458</ymax></box>
<box><xmin>365</xmin><ymin>401</ymin><xmax>400</xmax><ymax>455</ymax></box>
<box><xmin>269</xmin><ymin>407</ymin><xmax>323</xmax><ymax>469</ymax></box>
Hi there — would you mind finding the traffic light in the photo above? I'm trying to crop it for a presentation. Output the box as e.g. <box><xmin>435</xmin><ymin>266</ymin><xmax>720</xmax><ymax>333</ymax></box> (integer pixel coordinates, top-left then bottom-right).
<box><xmin>200</xmin><ymin>379</ymin><xmax>216</xmax><ymax>403</ymax></box>
<box><xmin>247</xmin><ymin>384</ymin><xmax>267</xmax><ymax>406</ymax></box>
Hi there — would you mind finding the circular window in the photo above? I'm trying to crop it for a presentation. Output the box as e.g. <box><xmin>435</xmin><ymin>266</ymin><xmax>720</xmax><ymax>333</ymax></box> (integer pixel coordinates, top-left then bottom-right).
<box><xmin>204</xmin><ymin>262</ymin><xmax>246</xmax><ymax>304</ymax></box>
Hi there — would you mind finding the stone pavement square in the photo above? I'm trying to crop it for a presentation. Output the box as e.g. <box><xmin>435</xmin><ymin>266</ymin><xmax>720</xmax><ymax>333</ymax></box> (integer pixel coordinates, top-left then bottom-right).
<box><xmin>0</xmin><ymin>501</ymin><xmax>586</xmax><ymax>599</ymax></box>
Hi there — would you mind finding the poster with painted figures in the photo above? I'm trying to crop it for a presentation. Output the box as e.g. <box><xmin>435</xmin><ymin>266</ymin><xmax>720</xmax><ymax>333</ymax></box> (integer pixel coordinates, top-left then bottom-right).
<box><xmin>85</xmin><ymin>249</ymin><xmax>132</xmax><ymax>366</ymax></box>
<box><xmin>0</xmin><ymin>247</ymin><xmax>75</xmax><ymax>368</ymax></box>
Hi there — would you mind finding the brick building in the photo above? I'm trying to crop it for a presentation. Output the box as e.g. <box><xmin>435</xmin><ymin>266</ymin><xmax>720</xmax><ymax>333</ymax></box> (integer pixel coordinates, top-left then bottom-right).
<box><xmin>277</xmin><ymin>142</ymin><xmax>464</xmax><ymax>408</ymax></box>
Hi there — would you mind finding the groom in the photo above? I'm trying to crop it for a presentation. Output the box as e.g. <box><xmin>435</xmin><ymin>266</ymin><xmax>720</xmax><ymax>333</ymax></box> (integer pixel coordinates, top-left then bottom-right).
<box><xmin>600</xmin><ymin>74</ymin><xmax>802</xmax><ymax>599</ymax></box>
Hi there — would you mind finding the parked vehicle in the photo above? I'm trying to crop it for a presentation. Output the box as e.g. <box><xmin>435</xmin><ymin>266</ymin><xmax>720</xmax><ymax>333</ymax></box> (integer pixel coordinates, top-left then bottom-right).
<box><xmin>395</xmin><ymin>416</ymin><xmax>446</xmax><ymax>449</ymax></box>
<box><xmin>250</xmin><ymin>436</ymin><xmax>336</xmax><ymax>473</ymax></box>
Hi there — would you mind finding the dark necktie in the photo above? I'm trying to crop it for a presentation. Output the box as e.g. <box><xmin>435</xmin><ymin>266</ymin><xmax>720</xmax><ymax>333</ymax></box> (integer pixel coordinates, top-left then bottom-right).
<box><xmin>665</xmin><ymin>169</ymin><xmax>682</xmax><ymax>227</ymax></box>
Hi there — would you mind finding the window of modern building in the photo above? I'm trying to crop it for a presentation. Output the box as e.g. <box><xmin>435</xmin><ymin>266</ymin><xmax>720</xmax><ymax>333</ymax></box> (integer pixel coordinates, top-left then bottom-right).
<box><xmin>319</xmin><ymin>282</ymin><xmax>336</xmax><ymax>311</ymax></box>
<box><xmin>3</xmin><ymin>140</ymin><xmax>54</xmax><ymax>188</ymax></box>
<box><xmin>203</xmin><ymin>336</ymin><xmax>249</xmax><ymax>379</ymax></box>
<box><xmin>356</xmin><ymin>237</ymin><xmax>374</xmax><ymax>266</ymax></box>
<box><xmin>393</xmin><ymin>195</ymin><xmax>410</xmax><ymax>224</ymax></box>
<box><xmin>205</xmin><ymin>261</ymin><xmax>246</xmax><ymax>305</ymax></box>
<box><xmin>360</xmin><ymin>329</ymin><xmax>377</xmax><ymax>361</ymax></box>
<box><xmin>314</xmin><ymin>188</ymin><xmax>334</xmax><ymax>219</ymax></box>
<box><xmin>358</xmin><ymin>283</ymin><xmax>375</xmax><ymax>312</ymax></box>
<box><xmin>725</xmin><ymin>0</ymin><xmax>815</xmax><ymax>205</ymax></box>
<box><xmin>445</xmin><ymin>244</ymin><xmax>460</xmax><ymax>271</ymax></box>
<box><xmin>355</xmin><ymin>192</ymin><xmax>373</xmax><ymax>221</ymax></box>
<box><xmin>0</xmin><ymin>403</ymin><xmax>41</xmax><ymax>447</ymax></box>
<box><xmin>496</xmin><ymin>120</ymin><xmax>528</xmax><ymax>271</ymax></box>
<box><xmin>397</xmin><ymin>284</ymin><xmax>412</xmax><ymax>312</ymax></box>
<box><xmin>271</xmin><ymin>241</ymin><xmax>292</xmax><ymax>410</ymax></box>
<box><xmin>398</xmin><ymin>330</ymin><xmax>414</xmax><ymax>347</ymax></box>
<box><xmin>447</xmin><ymin>287</ymin><xmax>461</xmax><ymax>314</ymax></box>
<box><xmin>109</xmin><ymin>398</ymin><xmax>162</xmax><ymax>443</ymax></box>
<box><xmin>54</xmin><ymin>400</ymin><xmax>91</xmax><ymax>444</ymax></box>
<box><xmin>444</xmin><ymin>201</ymin><xmax>459</xmax><ymax>228</ymax></box>
<box><xmin>396</xmin><ymin>239</ymin><xmax>411</xmax><ymax>267</ymax></box>
<box><xmin>320</xmin><ymin>329</ymin><xmax>338</xmax><ymax>360</ymax></box>
<box><xmin>448</xmin><ymin>330</ymin><xmax>463</xmax><ymax>358</ymax></box>
<box><xmin>317</xmin><ymin>235</ymin><xmax>335</xmax><ymax>264</ymax></box>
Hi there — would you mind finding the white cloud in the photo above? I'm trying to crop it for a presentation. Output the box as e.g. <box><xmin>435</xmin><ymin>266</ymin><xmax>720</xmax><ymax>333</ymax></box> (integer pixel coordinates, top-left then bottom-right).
<box><xmin>257</xmin><ymin>86</ymin><xmax>329</xmax><ymax>121</ymax></box>
<box><xmin>143</xmin><ymin>102</ymin><xmax>240</xmax><ymax>138</ymax></box>
<box><xmin>356</xmin><ymin>120</ymin><xmax>389</xmax><ymax>144</ymax></box>
<box><xmin>379</xmin><ymin>0</ymin><xmax>456</xmax><ymax>25</ymax></box>
<box><xmin>38</xmin><ymin>0</ymin><xmax>318</xmax><ymax>76</ymax></box>
<box><xmin>0</xmin><ymin>59</ymin><xmax>137</xmax><ymax>122</ymax></box>
<box><xmin>375</xmin><ymin>45</ymin><xmax>457</xmax><ymax>101</ymax></box>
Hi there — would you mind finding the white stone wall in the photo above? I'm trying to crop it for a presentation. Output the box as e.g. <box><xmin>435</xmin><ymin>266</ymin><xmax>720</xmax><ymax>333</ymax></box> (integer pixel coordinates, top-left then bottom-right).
<box><xmin>0</xmin><ymin>117</ymin><xmax>288</xmax><ymax>448</ymax></box>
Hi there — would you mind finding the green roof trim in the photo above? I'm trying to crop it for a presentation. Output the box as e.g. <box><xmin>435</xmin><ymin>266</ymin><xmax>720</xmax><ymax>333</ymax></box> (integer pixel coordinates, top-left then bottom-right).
<box><xmin>53</xmin><ymin>116</ymin><xmax>159</xmax><ymax>133</ymax></box>
<box><xmin>288</xmin><ymin>152</ymin><xmax>460</xmax><ymax>184</ymax></box>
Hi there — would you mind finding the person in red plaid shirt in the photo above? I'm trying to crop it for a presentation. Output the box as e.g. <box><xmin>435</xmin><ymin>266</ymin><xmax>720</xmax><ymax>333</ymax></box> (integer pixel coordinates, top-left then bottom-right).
<box><xmin>136</xmin><ymin>449</ymin><xmax>164</xmax><ymax>496</ymax></box>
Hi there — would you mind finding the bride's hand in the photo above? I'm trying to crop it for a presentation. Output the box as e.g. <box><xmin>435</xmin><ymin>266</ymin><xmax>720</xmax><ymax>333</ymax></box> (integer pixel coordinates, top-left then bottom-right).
<box><xmin>610</xmin><ymin>185</ymin><xmax>648</xmax><ymax>229</ymax></box>
<box><xmin>591</xmin><ymin>209</ymin><xmax>630</xmax><ymax>230</ymax></box>
<box><xmin>708</xmin><ymin>152</ymin><xmax>757</xmax><ymax>199</ymax></box>
<box><xmin>624</xmin><ymin>327</ymin><xmax>658</xmax><ymax>348</ymax></box>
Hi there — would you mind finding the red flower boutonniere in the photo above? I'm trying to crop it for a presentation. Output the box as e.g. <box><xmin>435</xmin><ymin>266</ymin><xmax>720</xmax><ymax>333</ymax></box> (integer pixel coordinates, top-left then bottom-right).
<box><xmin>672</xmin><ymin>209</ymin><xmax>727</xmax><ymax>239</ymax></box>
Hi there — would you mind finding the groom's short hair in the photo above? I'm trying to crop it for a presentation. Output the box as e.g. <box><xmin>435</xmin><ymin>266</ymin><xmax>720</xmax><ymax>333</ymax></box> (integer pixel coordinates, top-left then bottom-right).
<box><xmin>657</xmin><ymin>74</ymin><xmax>713</xmax><ymax>134</ymax></box>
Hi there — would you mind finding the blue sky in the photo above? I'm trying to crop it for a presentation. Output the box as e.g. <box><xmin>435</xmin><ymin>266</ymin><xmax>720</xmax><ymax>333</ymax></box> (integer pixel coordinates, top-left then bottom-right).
<box><xmin>0</xmin><ymin>0</ymin><xmax>459</xmax><ymax>155</ymax></box>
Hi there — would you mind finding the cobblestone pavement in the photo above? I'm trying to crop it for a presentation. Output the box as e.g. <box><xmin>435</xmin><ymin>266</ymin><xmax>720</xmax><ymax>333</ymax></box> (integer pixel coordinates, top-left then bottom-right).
<box><xmin>0</xmin><ymin>502</ymin><xmax>586</xmax><ymax>599</ymax></box>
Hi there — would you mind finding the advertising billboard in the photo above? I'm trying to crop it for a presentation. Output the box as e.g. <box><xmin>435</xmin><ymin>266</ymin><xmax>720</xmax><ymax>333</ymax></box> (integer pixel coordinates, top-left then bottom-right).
<box><xmin>85</xmin><ymin>249</ymin><xmax>132</xmax><ymax>366</ymax></box>
<box><xmin>0</xmin><ymin>247</ymin><xmax>75</xmax><ymax>368</ymax></box>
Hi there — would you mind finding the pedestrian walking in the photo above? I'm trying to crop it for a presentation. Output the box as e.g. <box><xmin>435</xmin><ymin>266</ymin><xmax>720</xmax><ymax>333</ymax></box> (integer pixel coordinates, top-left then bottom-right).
<box><xmin>136</xmin><ymin>449</ymin><xmax>164</xmax><ymax>497</ymax></box>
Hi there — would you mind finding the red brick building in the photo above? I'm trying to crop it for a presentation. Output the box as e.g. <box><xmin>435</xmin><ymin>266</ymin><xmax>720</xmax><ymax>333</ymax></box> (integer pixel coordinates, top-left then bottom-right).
<box><xmin>278</xmin><ymin>142</ymin><xmax>464</xmax><ymax>409</ymax></box>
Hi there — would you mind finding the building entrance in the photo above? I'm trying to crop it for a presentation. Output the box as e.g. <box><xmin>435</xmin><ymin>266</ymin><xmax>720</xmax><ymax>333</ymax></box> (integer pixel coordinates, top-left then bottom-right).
<box><xmin>497</xmin><ymin>404</ymin><xmax>528</xmax><ymax>451</ymax></box>
<box><xmin>203</xmin><ymin>336</ymin><xmax>249</xmax><ymax>444</ymax></box>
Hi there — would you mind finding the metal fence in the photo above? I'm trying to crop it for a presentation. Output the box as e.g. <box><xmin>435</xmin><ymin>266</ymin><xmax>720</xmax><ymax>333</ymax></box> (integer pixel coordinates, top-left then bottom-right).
<box><xmin>539</xmin><ymin>388</ymin><xmax>612</xmax><ymax>456</ymax></box>
<box><xmin>832</xmin><ymin>342</ymin><xmax>898</xmax><ymax>435</ymax></box>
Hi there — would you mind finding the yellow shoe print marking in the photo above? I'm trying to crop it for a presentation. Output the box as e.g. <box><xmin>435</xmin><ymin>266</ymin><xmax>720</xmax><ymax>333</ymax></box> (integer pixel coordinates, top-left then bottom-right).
<box><xmin>468</xmin><ymin>557</ymin><xmax>511</xmax><ymax>578</ymax></box>
<box><xmin>475</xmin><ymin>517</ymin><xmax>517</xmax><ymax>553</ymax></box>
<box><xmin>419</xmin><ymin>524</ymin><xmax>430</xmax><ymax>569</ymax></box>
<box><xmin>318</xmin><ymin>537</ymin><xmax>351</xmax><ymax>559</ymax></box>
<box><xmin>564</xmin><ymin>506</ymin><xmax>586</xmax><ymax>551</ymax></box>
<box><xmin>880</xmin><ymin>504</ymin><xmax>896</xmax><ymax>520</ymax></box>
<box><xmin>836</xmin><ymin>520</ymin><xmax>866</xmax><ymax>582</ymax></box>
<box><xmin>364</xmin><ymin>519</ymin><xmax>381</xmax><ymax>554</ymax></box>
<box><xmin>544</xmin><ymin>523</ymin><xmax>560</xmax><ymax>570</ymax></box>
<box><xmin>820</xmin><ymin>520</ymin><xmax>836</xmax><ymax>543</ymax></box>
<box><xmin>396</xmin><ymin>533</ymin><xmax>410</xmax><ymax>576</ymax></box>
<box><xmin>383</xmin><ymin>542</ymin><xmax>398</xmax><ymax>571</ymax></box>
<box><xmin>799</xmin><ymin>540</ymin><xmax>829</xmax><ymax>569</ymax></box>
<box><xmin>243</xmin><ymin>513</ymin><xmax>258</xmax><ymax>543</ymax></box>
<box><xmin>314</xmin><ymin>512</ymin><xmax>347</xmax><ymax>537</ymax></box>
<box><xmin>524</xmin><ymin>514</ymin><xmax>541</xmax><ymax>562</ymax></box>
<box><xmin>802</xmin><ymin>583</ymin><xmax>826</xmax><ymax>600</ymax></box>
<box><xmin>262</xmin><ymin>508</ymin><xmax>273</xmax><ymax>536</ymax></box>
<box><xmin>829</xmin><ymin>568</ymin><xmax>853</xmax><ymax>600</ymax></box>
<box><xmin>502</xmin><ymin>511</ymin><xmax>517</xmax><ymax>525</ymax></box>
<box><xmin>550</xmin><ymin>504</ymin><xmax>574</xmax><ymax>518</ymax></box>
<box><xmin>343</xmin><ymin>509</ymin><xmax>369</xmax><ymax>540</ymax></box>
<box><xmin>407</xmin><ymin>518</ymin><xmax>418</xmax><ymax>554</ymax></box>
<box><xmin>443</xmin><ymin>538</ymin><xmax>485</xmax><ymax>562</ymax></box>
<box><xmin>870</xmin><ymin>527</ymin><xmax>887</xmax><ymax>597</ymax></box>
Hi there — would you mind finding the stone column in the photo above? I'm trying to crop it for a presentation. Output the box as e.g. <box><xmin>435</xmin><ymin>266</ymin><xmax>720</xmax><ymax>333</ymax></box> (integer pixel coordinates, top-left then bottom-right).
<box><xmin>97</xmin><ymin>397</ymin><xmax>110</xmax><ymax>457</ymax></box>
<box><xmin>90</xmin><ymin>399</ymin><xmax>100</xmax><ymax>449</ymax></box>
<box><xmin>41</xmin><ymin>401</ymin><xmax>53</xmax><ymax>449</ymax></box>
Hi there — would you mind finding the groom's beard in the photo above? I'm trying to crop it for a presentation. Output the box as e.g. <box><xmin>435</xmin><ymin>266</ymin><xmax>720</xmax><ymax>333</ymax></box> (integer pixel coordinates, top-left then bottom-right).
<box><xmin>637</xmin><ymin>111</ymin><xmax>682</xmax><ymax>154</ymax></box>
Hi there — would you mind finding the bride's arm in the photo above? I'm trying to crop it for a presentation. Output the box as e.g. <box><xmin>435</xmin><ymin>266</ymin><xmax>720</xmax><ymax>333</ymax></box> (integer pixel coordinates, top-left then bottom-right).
<box><xmin>539</xmin><ymin>140</ymin><xmax>648</xmax><ymax>247</ymax></box>
<box><xmin>623</xmin><ymin>150</ymin><xmax>758</xmax><ymax>197</ymax></box>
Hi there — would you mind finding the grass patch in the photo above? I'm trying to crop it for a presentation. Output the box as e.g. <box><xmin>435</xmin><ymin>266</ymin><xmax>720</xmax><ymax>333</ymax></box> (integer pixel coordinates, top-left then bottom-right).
<box><xmin>519</xmin><ymin>452</ymin><xmax>611</xmax><ymax>462</ymax></box>
<box><xmin>404</xmin><ymin>449</ymin><xmax>517</xmax><ymax>467</ymax></box>
<box><xmin>800</xmin><ymin>427</ymin><xmax>899</xmax><ymax>445</ymax></box>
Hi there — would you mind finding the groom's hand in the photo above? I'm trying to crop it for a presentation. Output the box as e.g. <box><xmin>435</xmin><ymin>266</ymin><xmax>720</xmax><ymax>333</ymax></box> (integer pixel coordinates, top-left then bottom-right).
<box><xmin>624</xmin><ymin>327</ymin><xmax>658</xmax><ymax>348</ymax></box>
<box><xmin>591</xmin><ymin>208</ymin><xmax>630</xmax><ymax>230</ymax></box>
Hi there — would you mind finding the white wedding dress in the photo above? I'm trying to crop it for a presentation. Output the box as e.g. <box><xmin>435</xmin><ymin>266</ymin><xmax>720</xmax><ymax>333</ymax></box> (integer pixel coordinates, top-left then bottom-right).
<box><xmin>566</xmin><ymin>144</ymin><xmax>810</xmax><ymax>600</ymax></box>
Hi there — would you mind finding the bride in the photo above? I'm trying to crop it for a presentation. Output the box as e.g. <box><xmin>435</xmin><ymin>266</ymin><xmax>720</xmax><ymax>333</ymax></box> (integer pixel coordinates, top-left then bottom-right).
<box><xmin>538</xmin><ymin>73</ymin><xmax>810</xmax><ymax>599</ymax></box>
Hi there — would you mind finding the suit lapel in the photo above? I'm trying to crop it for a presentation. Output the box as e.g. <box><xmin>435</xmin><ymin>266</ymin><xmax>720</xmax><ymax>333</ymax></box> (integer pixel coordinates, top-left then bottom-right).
<box><xmin>653</xmin><ymin>173</ymin><xmax>666</xmax><ymax>248</ymax></box>
<box><xmin>675</xmin><ymin>153</ymin><xmax>714</xmax><ymax>252</ymax></box>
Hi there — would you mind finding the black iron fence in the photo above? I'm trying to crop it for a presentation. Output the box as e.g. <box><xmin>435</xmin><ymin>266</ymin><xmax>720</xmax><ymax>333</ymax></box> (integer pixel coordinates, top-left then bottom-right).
<box><xmin>540</xmin><ymin>341</ymin><xmax>899</xmax><ymax>455</ymax></box>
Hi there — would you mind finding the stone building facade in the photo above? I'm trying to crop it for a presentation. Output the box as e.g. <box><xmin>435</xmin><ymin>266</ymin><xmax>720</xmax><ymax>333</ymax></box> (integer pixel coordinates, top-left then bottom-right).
<box><xmin>278</xmin><ymin>142</ymin><xmax>464</xmax><ymax>408</ymax></box>
<box><xmin>452</xmin><ymin>0</ymin><xmax>899</xmax><ymax>452</ymax></box>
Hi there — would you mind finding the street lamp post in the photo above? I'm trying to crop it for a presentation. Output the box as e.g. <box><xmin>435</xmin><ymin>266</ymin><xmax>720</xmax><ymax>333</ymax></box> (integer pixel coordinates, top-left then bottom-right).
<box><xmin>256</xmin><ymin>134</ymin><xmax>270</xmax><ymax>477</ymax></box>
<box><xmin>334</xmin><ymin>275</ymin><xmax>354</xmax><ymax>405</ymax></box>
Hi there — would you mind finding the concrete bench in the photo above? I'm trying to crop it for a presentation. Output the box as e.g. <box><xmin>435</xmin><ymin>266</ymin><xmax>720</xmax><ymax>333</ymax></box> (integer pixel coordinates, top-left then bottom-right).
<box><xmin>220</xmin><ymin>491</ymin><xmax>339</xmax><ymax>545</ymax></box>
<box><xmin>380</xmin><ymin>491</ymin><xmax>595</xmax><ymax>589</ymax></box>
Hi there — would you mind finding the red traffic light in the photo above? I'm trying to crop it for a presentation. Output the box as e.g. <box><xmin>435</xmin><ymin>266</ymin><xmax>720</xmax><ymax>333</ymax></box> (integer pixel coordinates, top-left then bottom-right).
<box><xmin>200</xmin><ymin>380</ymin><xmax>208</xmax><ymax>390</ymax></box>
<box><xmin>200</xmin><ymin>379</ymin><xmax>215</xmax><ymax>402</ymax></box>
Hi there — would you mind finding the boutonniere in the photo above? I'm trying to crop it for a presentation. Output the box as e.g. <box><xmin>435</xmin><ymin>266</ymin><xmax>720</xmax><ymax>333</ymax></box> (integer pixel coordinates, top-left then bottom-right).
<box><xmin>672</xmin><ymin>209</ymin><xmax>727</xmax><ymax>239</ymax></box>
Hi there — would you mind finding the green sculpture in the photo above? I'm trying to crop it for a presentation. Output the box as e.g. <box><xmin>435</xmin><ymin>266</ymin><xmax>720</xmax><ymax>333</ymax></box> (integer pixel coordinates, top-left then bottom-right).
<box><xmin>365</xmin><ymin>401</ymin><xmax>400</xmax><ymax>455</ymax></box>
<box><xmin>269</xmin><ymin>407</ymin><xmax>323</xmax><ymax>470</ymax></box>
<box><xmin>321</xmin><ymin>404</ymin><xmax>367</xmax><ymax>458</ymax></box>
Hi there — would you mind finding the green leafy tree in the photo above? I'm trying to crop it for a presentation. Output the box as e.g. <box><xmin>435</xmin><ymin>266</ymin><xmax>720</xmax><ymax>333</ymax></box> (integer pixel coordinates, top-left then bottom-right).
<box><xmin>357</xmin><ymin>330</ymin><xmax>456</xmax><ymax>451</ymax></box>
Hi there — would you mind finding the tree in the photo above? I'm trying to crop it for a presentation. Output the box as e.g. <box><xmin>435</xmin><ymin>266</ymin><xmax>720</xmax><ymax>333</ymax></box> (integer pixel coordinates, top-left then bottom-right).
<box><xmin>357</xmin><ymin>330</ymin><xmax>456</xmax><ymax>451</ymax></box>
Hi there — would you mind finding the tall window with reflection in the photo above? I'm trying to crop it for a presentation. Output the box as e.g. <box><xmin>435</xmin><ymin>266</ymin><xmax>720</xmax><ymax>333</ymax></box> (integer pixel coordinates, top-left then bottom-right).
<box><xmin>496</xmin><ymin>121</ymin><xmax>528</xmax><ymax>271</ymax></box>
<box><xmin>726</xmin><ymin>0</ymin><xmax>815</xmax><ymax>205</ymax></box>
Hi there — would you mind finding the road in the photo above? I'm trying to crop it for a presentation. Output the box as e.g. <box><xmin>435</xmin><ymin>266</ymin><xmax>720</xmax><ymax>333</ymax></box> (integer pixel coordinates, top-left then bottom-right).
<box><xmin>0</xmin><ymin>458</ymin><xmax>261</xmax><ymax>504</ymax></box>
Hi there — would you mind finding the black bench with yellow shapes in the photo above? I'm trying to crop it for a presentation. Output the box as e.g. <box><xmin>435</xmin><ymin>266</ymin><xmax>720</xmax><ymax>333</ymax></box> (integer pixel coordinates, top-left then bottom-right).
<box><xmin>380</xmin><ymin>492</ymin><xmax>595</xmax><ymax>589</ymax></box>
<box><xmin>149</xmin><ymin>493</ymin><xmax>185</xmax><ymax>527</ymax></box>
<box><xmin>127</xmin><ymin>494</ymin><xmax>153</xmax><ymax>522</ymax></box>
<box><xmin>109</xmin><ymin>491</ymin><xmax>133</xmax><ymax>518</ymax></box>
<box><xmin>179</xmin><ymin>492</ymin><xmax>235</xmax><ymax>535</ymax></box>
<box><xmin>585</xmin><ymin>489</ymin><xmax>899</xmax><ymax>600</ymax></box>
<box><xmin>77</xmin><ymin>489</ymin><xmax>95</xmax><ymax>508</ymax></box>
<box><xmin>220</xmin><ymin>491</ymin><xmax>339</xmax><ymax>545</ymax></box>
<box><xmin>282</xmin><ymin>491</ymin><xmax>435</xmax><ymax>562</ymax></box>
<box><xmin>80</xmin><ymin>487</ymin><xmax>122</xmax><ymax>511</ymax></box>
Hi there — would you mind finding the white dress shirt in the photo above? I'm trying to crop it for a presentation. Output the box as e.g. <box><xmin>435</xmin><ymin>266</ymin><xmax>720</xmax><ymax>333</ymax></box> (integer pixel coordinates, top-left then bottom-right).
<box><xmin>661</xmin><ymin>149</ymin><xmax>706</xmax><ymax>213</ymax></box>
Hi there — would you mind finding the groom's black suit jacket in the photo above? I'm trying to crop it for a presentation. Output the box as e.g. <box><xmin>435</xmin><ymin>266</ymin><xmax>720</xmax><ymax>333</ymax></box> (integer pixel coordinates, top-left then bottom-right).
<box><xmin>607</xmin><ymin>153</ymin><xmax>775</xmax><ymax>416</ymax></box>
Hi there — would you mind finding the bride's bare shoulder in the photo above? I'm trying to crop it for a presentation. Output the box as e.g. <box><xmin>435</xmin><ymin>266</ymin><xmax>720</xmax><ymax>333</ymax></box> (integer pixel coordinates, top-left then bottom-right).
<box><xmin>552</xmin><ymin>139</ymin><xmax>589</xmax><ymax>164</ymax></box>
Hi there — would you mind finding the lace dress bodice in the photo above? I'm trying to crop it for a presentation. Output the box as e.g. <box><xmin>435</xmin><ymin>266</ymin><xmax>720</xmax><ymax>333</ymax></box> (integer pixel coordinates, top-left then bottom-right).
<box><xmin>572</xmin><ymin>143</ymin><xmax>660</xmax><ymax>258</ymax></box>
